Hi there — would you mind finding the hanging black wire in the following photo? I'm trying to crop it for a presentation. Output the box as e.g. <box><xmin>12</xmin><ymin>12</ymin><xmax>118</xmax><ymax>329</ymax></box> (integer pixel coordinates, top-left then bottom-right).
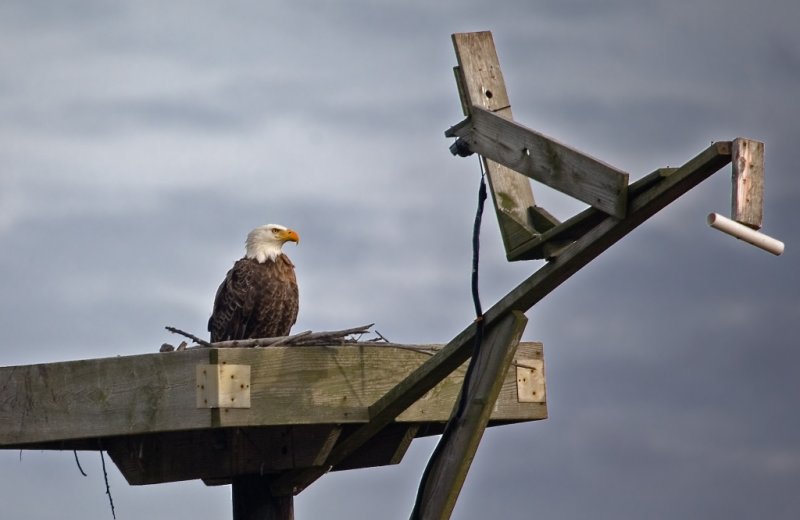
<box><xmin>410</xmin><ymin>157</ymin><xmax>488</xmax><ymax>519</ymax></box>
<box><xmin>73</xmin><ymin>450</ymin><xmax>88</xmax><ymax>477</ymax></box>
<box><xmin>100</xmin><ymin>450</ymin><xmax>116</xmax><ymax>520</ymax></box>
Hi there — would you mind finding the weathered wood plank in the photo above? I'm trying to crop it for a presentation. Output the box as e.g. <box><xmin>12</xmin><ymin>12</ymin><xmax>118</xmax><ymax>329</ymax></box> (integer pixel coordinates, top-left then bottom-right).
<box><xmin>452</xmin><ymin>31</ymin><xmax>540</xmax><ymax>251</ymax></box>
<box><xmin>210</xmin><ymin>344</ymin><xmax>543</xmax><ymax>428</ymax></box>
<box><xmin>447</xmin><ymin>106</ymin><xmax>629</xmax><ymax>218</ymax></box>
<box><xmin>0</xmin><ymin>349</ymin><xmax>210</xmax><ymax>445</ymax></box>
<box><xmin>0</xmin><ymin>343</ymin><xmax>545</xmax><ymax>447</ymax></box>
<box><xmin>731</xmin><ymin>137</ymin><xmax>764</xmax><ymax>229</ymax></box>
<box><xmin>416</xmin><ymin>311</ymin><xmax>528</xmax><ymax>520</ymax></box>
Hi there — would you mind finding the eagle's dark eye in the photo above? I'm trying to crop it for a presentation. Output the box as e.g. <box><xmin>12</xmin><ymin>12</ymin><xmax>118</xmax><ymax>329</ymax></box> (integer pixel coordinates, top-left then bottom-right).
<box><xmin>271</xmin><ymin>228</ymin><xmax>279</xmax><ymax>234</ymax></box>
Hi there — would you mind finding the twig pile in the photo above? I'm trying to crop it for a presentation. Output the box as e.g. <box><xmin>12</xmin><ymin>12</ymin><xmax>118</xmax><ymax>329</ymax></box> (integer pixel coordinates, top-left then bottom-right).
<box><xmin>160</xmin><ymin>324</ymin><xmax>375</xmax><ymax>352</ymax></box>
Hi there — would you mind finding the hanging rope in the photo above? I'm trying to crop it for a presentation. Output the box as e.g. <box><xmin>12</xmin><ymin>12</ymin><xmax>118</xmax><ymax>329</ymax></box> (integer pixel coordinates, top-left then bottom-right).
<box><xmin>410</xmin><ymin>157</ymin><xmax>488</xmax><ymax>519</ymax></box>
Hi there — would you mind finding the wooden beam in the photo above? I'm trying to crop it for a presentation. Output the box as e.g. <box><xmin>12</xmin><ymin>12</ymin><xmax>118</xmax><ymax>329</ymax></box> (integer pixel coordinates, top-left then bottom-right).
<box><xmin>0</xmin><ymin>349</ymin><xmax>209</xmax><ymax>446</ymax></box>
<box><xmin>333</xmin><ymin>424</ymin><xmax>421</xmax><ymax>471</ymax></box>
<box><xmin>731</xmin><ymin>137</ymin><xmax>764</xmax><ymax>229</ymax></box>
<box><xmin>106</xmin><ymin>426</ymin><xmax>343</xmax><ymax>486</ymax></box>
<box><xmin>447</xmin><ymin>106</ymin><xmax>629</xmax><ymax>217</ymax></box>
<box><xmin>416</xmin><ymin>311</ymin><xmax>528</xmax><ymax>520</ymax></box>
<box><xmin>452</xmin><ymin>31</ymin><xmax>540</xmax><ymax>252</ymax></box>
<box><xmin>0</xmin><ymin>343</ymin><xmax>544</xmax><ymax>448</ymax></box>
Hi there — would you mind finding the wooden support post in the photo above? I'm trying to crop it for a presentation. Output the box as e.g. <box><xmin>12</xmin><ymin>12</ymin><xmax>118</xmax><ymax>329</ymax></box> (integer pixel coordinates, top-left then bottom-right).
<box><xmin>731</xmin><ymin>137</ymin><xmax>764</xmax><ymax>229</ymax></box>
<box><xmin>452</xmin><ymin>31</ymin><xmax>541</xmax><ymax>253</ymax></box>
<box><xmin>233</xmin><ymin>476</ymin><xmax>293</xmax><ymax>520</ymax></box>
<box><xmin>446</xmin><ymin>106</ymin><xmax>629</xmax><ymax>218</ymax></box>
<box><xmin>416</xmin><ymin>311</ymin><xmax>528</xmax><ymax>520</ymax></box>
<box><xmin>271</xmin><ymin>142</ymin><xmax>732</xmax><ymax>497</ymax></box>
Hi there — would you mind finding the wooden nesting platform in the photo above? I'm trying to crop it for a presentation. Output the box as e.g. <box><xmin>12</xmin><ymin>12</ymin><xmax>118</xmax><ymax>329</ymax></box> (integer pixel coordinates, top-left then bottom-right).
<box><xmin>0</xmin><ymin>343</ymin><xmax>546</xmax><ymax>486</ymax></box>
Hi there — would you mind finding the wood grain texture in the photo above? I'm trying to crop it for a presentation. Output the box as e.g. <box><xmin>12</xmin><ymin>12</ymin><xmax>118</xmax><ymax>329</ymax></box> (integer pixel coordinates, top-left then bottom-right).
<box><xmin>449</xmin><ymin>106</ymin><xmax>629</xmax><ymax>217</ymax></box>
<box><xmin>0</xmin><ymin>349</ymin><xmax>209</xmax><ymax>445</ymax></box>
<box><xmin>732</xmin><ymin>138</ymin><xmax>764</xmax><ymax>229</ymax></box>
<box><xmin>0</xmin><ymin>343</ymin><xmax>546</xmax><ymax>447</ymax></box>
<box><xmin>452</xmin><ymin>31</ymin><xmax>539</xmax><ymax>251</ymax></box>
<box><xmin>417</xmin><ymin>311</ymin><xmax>528</xmax><ymax>520</ymax></box>
<box><xmin>213</xmin><ymin>344</ymin><xmax>544</xmax><ymax>429</ymax></box>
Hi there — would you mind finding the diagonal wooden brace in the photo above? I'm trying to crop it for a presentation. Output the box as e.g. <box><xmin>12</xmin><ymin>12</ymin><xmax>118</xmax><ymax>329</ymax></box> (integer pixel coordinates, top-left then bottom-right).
<box><xmin>414</xmin><ymin>311</ymin><xmax>528</xmax><ymax>520</ymax></box>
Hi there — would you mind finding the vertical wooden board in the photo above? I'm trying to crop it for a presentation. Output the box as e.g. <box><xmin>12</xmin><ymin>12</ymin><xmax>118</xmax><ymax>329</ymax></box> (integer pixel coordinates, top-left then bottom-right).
<box><xmin>452</xmin><ymin>31</ymin><xmax>539</xmax><ymax>252</ymax></box>
<box><xmin>732</xmin><ymin>138</ymin><xmax>764</xmax><ymax>229</ymax></box>
<box><xmin>452</xmin><ymin>32</ymin><xmax>511</xmax><ymax>112</ymax></box>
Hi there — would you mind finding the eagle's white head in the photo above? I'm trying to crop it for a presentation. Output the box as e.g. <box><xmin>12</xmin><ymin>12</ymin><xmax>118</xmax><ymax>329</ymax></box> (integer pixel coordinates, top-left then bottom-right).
<box><xmin>245</xmin><ymin>224</ymin><xmax>300</xmax><ymax>263</ymax></box>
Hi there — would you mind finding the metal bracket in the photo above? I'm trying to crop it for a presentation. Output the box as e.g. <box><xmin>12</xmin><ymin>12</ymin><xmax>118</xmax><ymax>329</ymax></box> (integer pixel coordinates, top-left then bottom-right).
<box><xmin>196</xmin><ymin>364</ymin><xmax>251</xmax><ymax>409</ymax></box>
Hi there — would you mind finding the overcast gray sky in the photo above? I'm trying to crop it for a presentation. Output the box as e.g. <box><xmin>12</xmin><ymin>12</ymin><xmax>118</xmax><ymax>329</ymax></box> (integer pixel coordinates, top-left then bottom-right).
<box><xmin>2</xmin><ymin>1</ymin><xmax>799</xmax><ymax>519</ymax></box>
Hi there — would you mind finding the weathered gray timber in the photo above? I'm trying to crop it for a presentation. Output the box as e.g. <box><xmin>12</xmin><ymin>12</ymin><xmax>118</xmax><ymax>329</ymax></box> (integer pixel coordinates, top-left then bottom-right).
<box><xmin>416</xmin><ymin>311</ymin><xmax>528</xmax><ymax>520</ymax></box>
<box><xmin>447</xmin><ymin>106</ymin><xmax>629</xmax><ymax>218</ymax></box>
<box><xmin>732</xmin><ymin>138</ymin><xmax>765</xmax><ymax>229</ymax></box>
<box><xmin>0</xmin><ymin>342</ymin><xmax>546</xmax><ymax>486</ymax></box>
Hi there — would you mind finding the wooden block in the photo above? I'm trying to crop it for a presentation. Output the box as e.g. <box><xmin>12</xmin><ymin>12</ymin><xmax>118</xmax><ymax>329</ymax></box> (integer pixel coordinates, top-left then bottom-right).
<box><xmin>732</xmin><ymin>138</ymin><xmax>764</xmax><ymax>229</ymax></box>
<box><xmin>516</xmin><ymin>358</ymin><xmax>545</xmax><ymax>403</ymax></box>
<box><xmin>196</xmin><ymin>364</ymin><xmax>251</xmax><ymax>409</ymax></box>
<box><xmin>528</xmin><ymin>205</ymin><xmax>561</xmax><ymax>233</ymax></box>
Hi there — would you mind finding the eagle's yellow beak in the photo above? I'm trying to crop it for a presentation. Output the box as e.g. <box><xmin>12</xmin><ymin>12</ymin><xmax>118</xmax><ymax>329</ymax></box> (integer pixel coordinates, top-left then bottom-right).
<box><xmin>280</xmin><ymin>228</ymin><xmax>300</xmax><ymax>245</ymax></box>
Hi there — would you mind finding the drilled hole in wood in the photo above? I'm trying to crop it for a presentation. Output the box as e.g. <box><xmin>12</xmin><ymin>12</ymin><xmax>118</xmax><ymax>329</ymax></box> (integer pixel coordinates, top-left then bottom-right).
<box><xmin>484</xmin><ymin>89</ymin><xmax>493</xmax><ymax>99</ymax></box>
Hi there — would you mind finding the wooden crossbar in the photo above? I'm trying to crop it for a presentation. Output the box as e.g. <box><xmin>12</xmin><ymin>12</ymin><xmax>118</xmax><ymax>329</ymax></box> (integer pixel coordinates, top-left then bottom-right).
<box><xmin>447</xmin><ymin>106</ymin><xmax>629</xmax><ymax>218</ymax></box>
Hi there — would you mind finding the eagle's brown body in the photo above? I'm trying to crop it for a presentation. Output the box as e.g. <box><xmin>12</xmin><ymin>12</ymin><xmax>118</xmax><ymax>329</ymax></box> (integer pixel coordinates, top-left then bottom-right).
<box><xmin>208</xmin><ymin>255</ymin><xmax>299</xmax><ymax>342</ymax></box>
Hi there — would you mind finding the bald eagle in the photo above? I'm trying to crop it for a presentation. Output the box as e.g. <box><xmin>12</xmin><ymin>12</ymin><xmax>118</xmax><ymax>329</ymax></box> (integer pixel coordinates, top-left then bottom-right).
<box><xmin>208</xmin><ymin>224</ymin><xmax>300</xmax><ymax>342</ymax></box>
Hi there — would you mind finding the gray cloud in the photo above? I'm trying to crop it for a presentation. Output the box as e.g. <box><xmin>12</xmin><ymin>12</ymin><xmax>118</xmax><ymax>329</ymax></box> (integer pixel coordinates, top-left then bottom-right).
<box><xmin>1</xmin><ymin>1</ymin><xmax>798</xmax><ymax>519</ymax></box>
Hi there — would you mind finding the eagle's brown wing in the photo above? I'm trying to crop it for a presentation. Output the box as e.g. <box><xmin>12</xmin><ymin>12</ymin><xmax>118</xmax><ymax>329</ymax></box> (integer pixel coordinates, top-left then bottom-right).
<box><xmin>208</xmin><ymin>256</ymin><xmax>298</xmax><ymax>342</ymax></box>
<box><xmin>257</xmin><ymin>254</ymin><xmax>298</xmax><ymax>338</ymax></box>
<box><xmin>208</xmin><ymin>258</ymin><xmax>257</xmax><ymax>342</ymax></box>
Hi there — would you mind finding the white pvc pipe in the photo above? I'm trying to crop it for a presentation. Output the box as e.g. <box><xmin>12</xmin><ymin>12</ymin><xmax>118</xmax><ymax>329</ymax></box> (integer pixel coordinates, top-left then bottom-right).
<box><xmin>707</xmin><ymin>213</ymin><xmax>784</xmax><ymax>256</ymax></box>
